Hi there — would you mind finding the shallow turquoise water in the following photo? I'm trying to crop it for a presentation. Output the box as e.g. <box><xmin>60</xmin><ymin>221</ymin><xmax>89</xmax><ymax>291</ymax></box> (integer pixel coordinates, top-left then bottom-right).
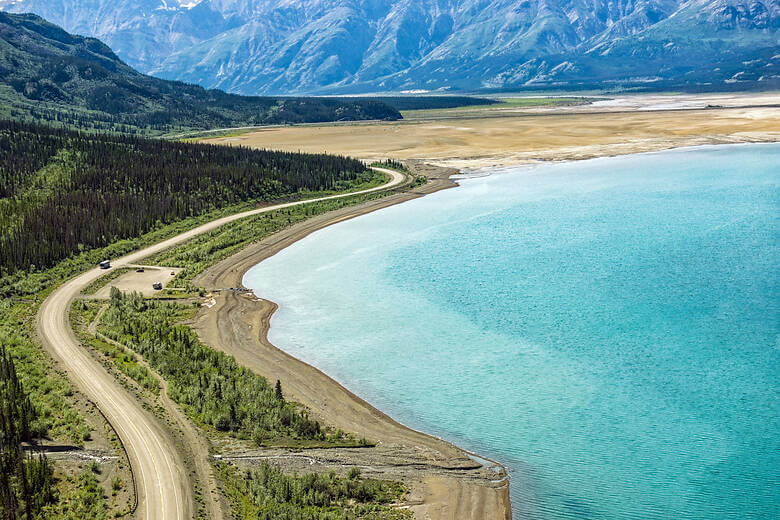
<box><xmin>244</xmin><ymin>144</ymin><xmax>779</xmax><ymax>519</ymax></box>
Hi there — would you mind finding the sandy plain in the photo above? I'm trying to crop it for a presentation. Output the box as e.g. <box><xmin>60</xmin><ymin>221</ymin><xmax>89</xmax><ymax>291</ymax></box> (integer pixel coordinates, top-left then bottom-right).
<box><xmin>203</xmin><ymin>92</ymin><xmax>780</xmax><ymax>171</ymax></box>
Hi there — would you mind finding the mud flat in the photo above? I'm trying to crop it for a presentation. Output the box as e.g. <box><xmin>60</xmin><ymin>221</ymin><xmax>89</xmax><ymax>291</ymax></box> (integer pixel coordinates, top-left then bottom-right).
<box><xmin>190</xmin><ymin>164</ymin><xmax>512</xmax><ymax>520</ymax></box>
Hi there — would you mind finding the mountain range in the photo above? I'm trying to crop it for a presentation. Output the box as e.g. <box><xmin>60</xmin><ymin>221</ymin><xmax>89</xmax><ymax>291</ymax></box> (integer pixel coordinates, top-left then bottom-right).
<box><xmin>1</xmin><ymin>0</ymin><xmax>777</xmax><ymax>95</ymax></box>
<box><xmin>0</xmin><ymin>11</ymin><xmax>400</xmax><ymax>134</ymax></box>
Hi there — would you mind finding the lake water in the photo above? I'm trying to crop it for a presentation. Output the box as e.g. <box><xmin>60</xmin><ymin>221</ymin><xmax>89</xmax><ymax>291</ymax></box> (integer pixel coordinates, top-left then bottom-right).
<box><xmin>244</xmin><ymin>144</ymin><xmax>779</xmax><ymax>519</ymax></box>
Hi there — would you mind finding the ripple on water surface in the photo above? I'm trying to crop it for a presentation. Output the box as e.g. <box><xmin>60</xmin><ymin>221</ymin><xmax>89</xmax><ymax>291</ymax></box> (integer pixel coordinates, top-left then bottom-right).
<box><xmin>245</xmin><ymin>144</ymin><xmax>780</xmax><ymax>519</ymax></box>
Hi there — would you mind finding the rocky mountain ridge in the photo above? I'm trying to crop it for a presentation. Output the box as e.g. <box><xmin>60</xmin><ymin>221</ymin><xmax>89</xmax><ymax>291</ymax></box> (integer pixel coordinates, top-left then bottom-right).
<box><xmin>1</xmin><ymin>0</ymin><xmax>777</xmax><ymax>94</ymax></box>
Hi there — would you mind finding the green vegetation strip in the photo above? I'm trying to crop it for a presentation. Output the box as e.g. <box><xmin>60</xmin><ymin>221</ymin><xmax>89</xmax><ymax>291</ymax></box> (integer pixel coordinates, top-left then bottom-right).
<box><xmin>98</xmin><ymin>291</ymin><xmax>366</xmax><ymax>448</ymax></box>
<box><xmin>81</xmin><ymin>268</ymin><xmax>132</xmax><ymax>296</ymax></box>
<box><xmin>400</xmin><ymin>96</ymin><xmax>591</xmax><ymax>118</ymax></box>
<box><xmin>216</xmin><ymin>462</ymin><xmax>410</xmax><ymax>520</ymax></box>
<box><xmin>148</xmin><ymin>188</ymin><xmax>394</xmax><ymax>289</ymax></box>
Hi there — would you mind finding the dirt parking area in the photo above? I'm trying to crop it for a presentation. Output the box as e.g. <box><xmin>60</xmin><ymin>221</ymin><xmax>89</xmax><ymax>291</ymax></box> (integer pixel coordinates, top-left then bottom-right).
<box><xmin>93</xmin><ymin>266</ymin><xmax>182</xmax><ymax>298</ymax></box>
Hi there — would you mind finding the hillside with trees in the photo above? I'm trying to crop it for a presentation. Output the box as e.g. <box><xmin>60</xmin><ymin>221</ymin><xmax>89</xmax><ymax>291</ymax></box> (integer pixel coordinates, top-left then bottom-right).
<box><xmin>0</xmin><ymin>119</ymin><xmax>374</xmax><ymax>276</ymax></box>
<box><xmin>0</xmin><ymin>12</ymin><xmax>400</xmax><ymax>135</ymax></box>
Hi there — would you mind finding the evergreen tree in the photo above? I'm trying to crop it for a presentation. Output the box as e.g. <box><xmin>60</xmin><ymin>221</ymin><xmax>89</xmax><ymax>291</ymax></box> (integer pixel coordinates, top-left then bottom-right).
<box><xmin>0</xmin><ymin>346</ymin><xmax>55</xmax><ymax>519</ymax></box>
<box><xmin>0</xmin><ymin>119</ymin><xmax>372</xmax><ymax>278</ymax></box>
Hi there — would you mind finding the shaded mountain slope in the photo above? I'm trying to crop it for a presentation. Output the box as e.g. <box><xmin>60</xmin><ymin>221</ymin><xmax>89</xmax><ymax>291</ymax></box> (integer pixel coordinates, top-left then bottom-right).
<box><xmin>0</xmin><ymin>12</ymin><xmax>400</xmax><ymax>134</ymax></box>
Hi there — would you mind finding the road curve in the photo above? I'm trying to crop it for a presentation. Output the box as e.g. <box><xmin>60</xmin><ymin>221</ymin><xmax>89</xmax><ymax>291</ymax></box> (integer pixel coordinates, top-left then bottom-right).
<box><xmin>36</xmin><ymin>168</ymin><xmax>405</xmax><ymax>520</ymax></box>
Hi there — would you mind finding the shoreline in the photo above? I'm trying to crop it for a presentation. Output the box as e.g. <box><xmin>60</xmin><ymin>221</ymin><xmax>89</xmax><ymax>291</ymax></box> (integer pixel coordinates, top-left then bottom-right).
<box><xmin>457</xmin><ymin>140</ymin><xmax>780</xmax><ymax>176</ymax></box>
<box><xmin>190</xmin><ymin>163</ymin><xmax>514</xmax><ymax>519</ymax></box>
<box><xmin>189</xmin><ymin>140</ymin><xmax>778</xmax><ymax>519</ymax></box>
<box><xmin>189</xmin><ymin>140</ymin><xmax>779</xmax><ymax>519</ymax></box>
<box><xmin>427</xmin><ymin>132</ymin><xmax>780</xmax><ymax>171</ymax></box>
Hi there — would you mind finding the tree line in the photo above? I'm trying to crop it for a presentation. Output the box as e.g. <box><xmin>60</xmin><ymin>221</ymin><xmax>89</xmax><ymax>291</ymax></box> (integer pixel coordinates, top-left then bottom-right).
<box><xmin>0</xmin><ymin>346</ymin><xmax>56</xmax><ymax>519</ymax></box>
<box><xmin>220</xmin><ymin>462</ymin><xmax>408</xmax><ymax>520</ymax></box>
<box><xmin>343</xmin><ymin>96</ymin><xmax>498</xmax><ymax>111</ymax></box>
<box><xmin>0</xmin><ymin>119</ymin><xmax>370</xmax><ymax>275</ymax></box>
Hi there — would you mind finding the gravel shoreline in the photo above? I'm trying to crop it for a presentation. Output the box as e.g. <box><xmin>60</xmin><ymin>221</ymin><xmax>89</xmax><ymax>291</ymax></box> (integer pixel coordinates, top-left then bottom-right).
<box><xmin>190</xmin><ymin>162</ymin><xmax>514</xmax><ymax>520</ymax></box>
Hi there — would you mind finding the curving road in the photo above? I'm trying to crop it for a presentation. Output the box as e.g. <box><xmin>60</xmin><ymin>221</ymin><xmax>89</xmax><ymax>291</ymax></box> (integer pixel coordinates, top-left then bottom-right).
<box><xmin>36</xmin><ymin>168</ymin><xmax>405</xmax><ymax>520</ymax></box>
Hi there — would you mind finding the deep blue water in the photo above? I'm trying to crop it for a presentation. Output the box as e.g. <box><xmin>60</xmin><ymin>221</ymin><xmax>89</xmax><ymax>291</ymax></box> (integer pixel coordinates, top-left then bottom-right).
<box><xmin>244</xmin><ymin>144</ymin><xmax>779</xmax><ymax>519</ymax></box>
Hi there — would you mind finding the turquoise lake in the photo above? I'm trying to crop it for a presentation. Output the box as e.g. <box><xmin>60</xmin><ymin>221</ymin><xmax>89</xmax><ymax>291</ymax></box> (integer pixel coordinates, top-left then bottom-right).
<box><xmin>244</xmin><ymin>144</ymin><xmax>779</xmax><ymax>519</ymax></box>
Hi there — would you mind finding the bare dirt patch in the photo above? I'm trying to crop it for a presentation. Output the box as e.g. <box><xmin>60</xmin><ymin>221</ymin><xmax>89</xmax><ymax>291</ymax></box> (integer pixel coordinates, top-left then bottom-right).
<box><xmin>92</xmin><ymin>266</ymin><xmax>182</xmax><ymax>298</ymax></box>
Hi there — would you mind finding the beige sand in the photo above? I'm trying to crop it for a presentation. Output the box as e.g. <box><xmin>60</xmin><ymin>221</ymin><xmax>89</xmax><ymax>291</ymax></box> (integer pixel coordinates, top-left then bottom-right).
<box><xmin>204</xmin><ymin>103</ymin><xmax>779</xmax><ymax>170</ymax></box>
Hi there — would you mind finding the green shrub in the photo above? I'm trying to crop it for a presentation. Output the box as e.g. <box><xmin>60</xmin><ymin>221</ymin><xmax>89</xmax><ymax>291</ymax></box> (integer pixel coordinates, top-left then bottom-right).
<box><xmin>100</xmin><ymin>292</ymin><xmax>336</xmax><ymax>445</ymax></box>
<box><xmin>217</xmin><ymin>462</ymin><xmax>410</xmax><ymax>520</ymax></box>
